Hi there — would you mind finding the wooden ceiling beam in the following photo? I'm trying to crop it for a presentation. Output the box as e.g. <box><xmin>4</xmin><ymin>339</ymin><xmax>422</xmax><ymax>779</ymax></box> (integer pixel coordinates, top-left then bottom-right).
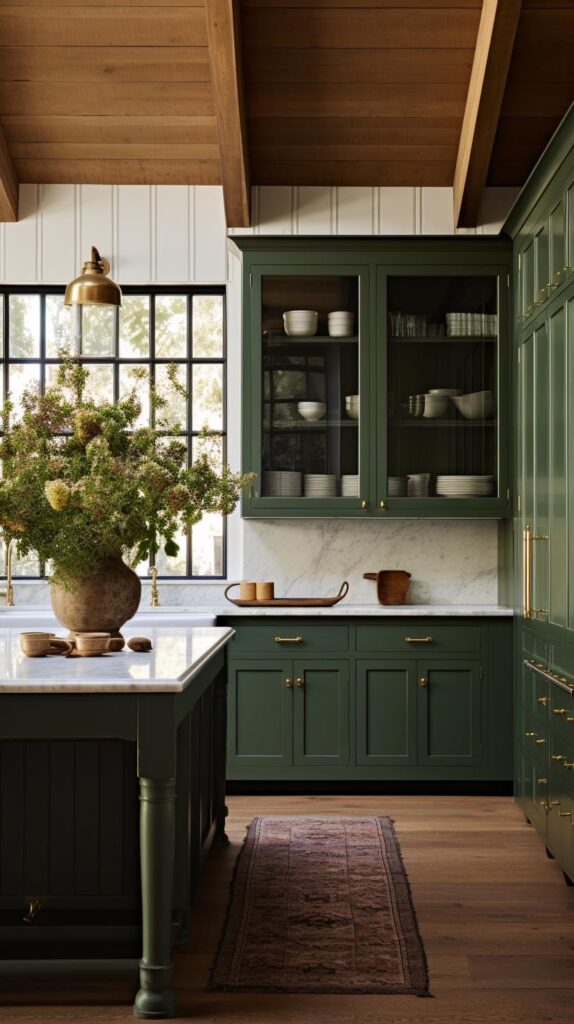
<box><xmin>206</xmin><ymin>0</ymin><xmax>250</xmax><ymax>227</ymax></box>
<box><xmin>454</xmin><ymin>0</ymin><xmax>522</xmax><ymax>226</ymax></box>
<box><xmin>0</xmin><ymin>120</ymin><xmax>18</xmax><ymax>221</ymax></box>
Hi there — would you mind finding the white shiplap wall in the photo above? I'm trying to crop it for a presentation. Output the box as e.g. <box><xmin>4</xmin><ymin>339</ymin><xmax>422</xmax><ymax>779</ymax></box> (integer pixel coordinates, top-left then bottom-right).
<box><xmin>0</xmin><ymin>184</ymin><xmax>517</xmax><ymax>285</ymax></box>
<box><xmin>0</xmin><ymin>182</ymin><xmax>515</xmax><ymax>604</ymax></box>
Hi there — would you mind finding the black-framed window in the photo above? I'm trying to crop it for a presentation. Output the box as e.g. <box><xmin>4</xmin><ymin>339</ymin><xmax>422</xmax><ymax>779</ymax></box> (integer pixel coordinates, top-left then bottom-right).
<box><xmin>0</xmin><ymin>286</ymin><xmax>227</xmax><ymax>580</ymax></box>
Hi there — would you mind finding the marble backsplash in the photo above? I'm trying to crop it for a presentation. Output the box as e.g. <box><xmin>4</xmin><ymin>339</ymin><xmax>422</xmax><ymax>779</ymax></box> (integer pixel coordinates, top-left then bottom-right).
<box><xmin>10</xmin><ymin>519</ymin><xmax>500</xmax><ymax>608</ymax></box>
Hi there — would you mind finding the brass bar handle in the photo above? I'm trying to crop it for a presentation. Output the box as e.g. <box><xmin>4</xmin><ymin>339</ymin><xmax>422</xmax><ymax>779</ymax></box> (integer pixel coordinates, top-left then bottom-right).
<box><xmin>553</xmin><ymin>708</ymin><xmax>567</xmax><ymax>716</ymax></box>
<box><xmin>535</xmin><ymin>738</ymin><xmax>546</xmax><ymax>745</ymax></box>
<box><xmin>523</xmin><ymin>525</ymin><xmax>532</xmax><ymax>618</ymax></box>
<box><xmin>405</xmin><ymin>636</ymin><xmax>433</xmax><ymax>644</ymax></box>
<box><xmin>559</xmin><ymin>811</ymin><xmax>572</xmax><ymax>817</ymax></box>
<box><xmin>524</xmin><ymin>660</ymin><xmax>574</xmax><ymax>696</ymax></box>
<box><xmin>274</xmin><ymin>636</ymin><xmax>303</xmax><ymax>644</ymax></box>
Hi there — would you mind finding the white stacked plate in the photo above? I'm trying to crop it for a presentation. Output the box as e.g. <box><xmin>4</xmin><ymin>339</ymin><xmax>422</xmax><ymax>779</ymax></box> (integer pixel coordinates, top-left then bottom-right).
<box><xmin>388</xmin><ymin>476</ymin><xmax>407</xmax><ymax>496</ymax></box>
<box><xmin>304</xmin><ymin>473</ymin><xmax>337</xmax><ymax>497</ymax></box>
<box><xmin>436</xmin><ymin>475</ymin><xmax>494</xmax><ymax>497</ymax></box>
<box><xmin>341</xmin><ymin>474</ymin><xmax>359</xmax><ymax>496</ymax></box>
<box><xmin>263</xmin><ymin>470</ymin><xmax>302</xmax><ymax>497</ymax></box>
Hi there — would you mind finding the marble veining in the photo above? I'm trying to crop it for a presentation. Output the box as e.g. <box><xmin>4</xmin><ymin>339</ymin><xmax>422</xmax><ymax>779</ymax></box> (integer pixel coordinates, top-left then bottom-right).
<box><xmin>241</xmin><ymin>519</ymin><xmax>500</xmax><ymax>606</ymax></box>
<box><xmin>218</xmin><ymin>604</ymin><xmax>512</xmax><ymax>617</ymax></box>
<box><xmin>0</xmin><ymin>626</ymin><xmax>234</xmax><ymax>693</ymax></box>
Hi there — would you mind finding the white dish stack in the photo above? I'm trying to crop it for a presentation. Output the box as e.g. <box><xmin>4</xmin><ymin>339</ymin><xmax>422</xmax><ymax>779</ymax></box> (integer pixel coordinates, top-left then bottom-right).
<box><xmin>328</xmin><ymin>311</ymin><xmax>355</xmax><ymax>337</ymax></box>
<box><xmin>388</xmin><ymin>476</ymin><xmax>407</xmax><ymax>496</ymax></box>
<box><xmin>446</xmin><ymin>313</ymin><xmax>498</xmax><ymax>338</ymax></box>
<box><xmin>262</xmin><ymin>471</ymin><xmax>302</xmax><ymax>497</ymax></box>
<box><xmin>345</xmin><ymin>394</ymin><xmax>359</xmax><ymax>419</ymax></box>
<box><xmin>283</xmin><ymin>310</ymin><xmax>318</xmax><ymax>337</ymax></box>
<box><xmin>436</xmin><ymin>475</ymin><xmax>494</xmax><ymax>497</ymax></box>
<box><xmin>304</xmin><ymin>473</ymin><xmax>337</xmax><ymax>497</ymax></box>
<box><xmin>341</xmin><ymin>474</ymin><xmax>359</xmax><ymax>496</ymax></box>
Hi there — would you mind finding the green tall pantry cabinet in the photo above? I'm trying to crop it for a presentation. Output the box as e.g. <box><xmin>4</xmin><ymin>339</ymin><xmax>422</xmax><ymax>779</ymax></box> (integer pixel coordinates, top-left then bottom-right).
<box><xmin>507</xmin><ymin>104</ymin><xmax>574</xmax><ymax>883</ymax></box>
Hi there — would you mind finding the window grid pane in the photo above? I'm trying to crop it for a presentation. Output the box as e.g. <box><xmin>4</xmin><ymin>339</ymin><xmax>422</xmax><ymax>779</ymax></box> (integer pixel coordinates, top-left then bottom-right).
<box><xmin>0</xmin><ymin>287</ymin><xmax>226</xmax><ymax>580</ymax></box>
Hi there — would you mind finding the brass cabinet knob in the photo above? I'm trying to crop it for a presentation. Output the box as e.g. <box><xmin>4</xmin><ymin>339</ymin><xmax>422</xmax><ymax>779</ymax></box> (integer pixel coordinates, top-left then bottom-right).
<box><xmin>295</xmin><ymin>677</ymin><xmax>304</xmax><ymax>687</ymax></box>
<box><xmin>563</xmin><ymin>762</ymin><xmax>574</xmax><ymax>770</ymax></box>
<box><xmin>379</xmin><ymin>500</ymin><xmax>386</xmax><ymax>510</ymax></box>
<box><xmin>537</xmin><ymin>696</ymin><xmax>549</xmax><ymax>706</ymax></box>
<box><xmin>537</xmin><ymin>778</ymin><xmax>548</xmax><ymax>785</ymax></box>
<box><xmin>284</xmin><ymin>678</ymin><xmax>293</xmax><ymax>689</ymax></box>
<box><xmin>419</xmin><ymin>677</ymin><xmax>429</xmax><ymax>687</ymax></box>
<box><xmin>551</xmin><ymin>754</ymin><xmax>564</xmax><ymax>761</ymax></box>
<box><xmin>361</xmin><ymin>500</ymin><xmax>368</xmax><ymax>510</ymax></box>
<box><xmin>535</xmin><ymin>738</ymin><xmax>546</xmax><ymax>745</ymax></box>
<box><xmin>553</xmin><ymin>708</ymin><xmax>567</xmax><ymax>716</ymax></box>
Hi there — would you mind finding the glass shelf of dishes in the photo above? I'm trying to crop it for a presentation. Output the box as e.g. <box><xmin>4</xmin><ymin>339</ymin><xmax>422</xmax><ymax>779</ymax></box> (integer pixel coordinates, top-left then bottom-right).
<box><xmin>386</xmin><ymin>274</ymin><xmax>499</xmax><ymax>500</ymax></box>
<box><xmin>260</xmin><ymin>274</ymin><xmax>362</xmax><ymax>501</ymax></box>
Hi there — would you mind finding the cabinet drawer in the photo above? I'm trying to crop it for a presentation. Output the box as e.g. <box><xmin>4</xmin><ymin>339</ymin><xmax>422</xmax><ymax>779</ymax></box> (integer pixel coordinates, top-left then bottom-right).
<box><xmin>228</xmin><ymin>623</ymin><xmax>349</xmax><ymax>655</ymax></box>
<box><xmin>356</xmin><ymin>624</ymin><xmax>481</xmax><ymax>653</ymax></box>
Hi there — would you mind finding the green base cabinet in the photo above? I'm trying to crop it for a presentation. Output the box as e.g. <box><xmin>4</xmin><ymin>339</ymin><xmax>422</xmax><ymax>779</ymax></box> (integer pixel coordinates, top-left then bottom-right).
<box><xmin>223</xmin><ymin>617</ymin><xmax>512</xmax><ymax>783</ymax></box>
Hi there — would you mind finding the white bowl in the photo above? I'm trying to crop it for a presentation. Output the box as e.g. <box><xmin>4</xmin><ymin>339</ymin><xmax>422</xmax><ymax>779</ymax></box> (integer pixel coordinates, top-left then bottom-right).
<box><xmin>297</xmin><ymin>401</ymin><xmax>326</xmax><ymax>421</ymax></box>
<box><xmin>451</xmin><ymin>390</ymin><xmax>495</xmax><ymax>420</ymax></box>
<box><xmin>423</xmin><ymin>394</ymin><xmax>449</xmax><ymax>418</ymax></box>
<box><xmin>428</xmin><ymin>388</ymin><xmax>462</xmax><ymax>397</ymax></box>
<box><xmin>329</xmin><ymin>323</ymin><xmax>354</xmax><ymax>337</ymax></box>
<box><xmin>283</xmin><ymin>310</ymin><xmax>318</xmax><ymax>337</ymax></box>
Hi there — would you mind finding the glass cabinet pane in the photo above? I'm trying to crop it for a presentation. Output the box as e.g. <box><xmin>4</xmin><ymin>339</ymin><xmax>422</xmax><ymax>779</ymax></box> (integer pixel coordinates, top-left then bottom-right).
<box><xmin>387</xmin><ymin>275</ymin><xmax>498</xmax><ymax>500</ymax></box>
<box><xmin>260</xmin><ymin>274</ymin><xmax>360</xmax><ymax>500</ymax></box>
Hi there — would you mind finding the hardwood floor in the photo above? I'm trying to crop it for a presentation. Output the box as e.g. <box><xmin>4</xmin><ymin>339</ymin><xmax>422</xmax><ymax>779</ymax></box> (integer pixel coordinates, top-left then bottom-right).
<box><xmin>2</xmin><ymin>795</ymin><xmax>574</xmax><ymax>1023</ymax></box>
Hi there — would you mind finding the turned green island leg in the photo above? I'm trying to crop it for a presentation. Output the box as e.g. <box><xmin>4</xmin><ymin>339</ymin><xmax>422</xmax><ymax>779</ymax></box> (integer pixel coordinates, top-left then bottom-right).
<box><xmin>135</xmin><ymin>696</ymin><xmax>178</xmax><ymax>1019</ymax></box>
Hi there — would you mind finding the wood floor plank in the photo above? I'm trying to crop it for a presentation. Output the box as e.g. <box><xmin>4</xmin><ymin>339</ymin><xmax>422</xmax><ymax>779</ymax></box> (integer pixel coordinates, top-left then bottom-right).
<box><xmin>1</xmin><ymin>796</ymin><xmax>574</xmax><ymax>1022</ymax></box>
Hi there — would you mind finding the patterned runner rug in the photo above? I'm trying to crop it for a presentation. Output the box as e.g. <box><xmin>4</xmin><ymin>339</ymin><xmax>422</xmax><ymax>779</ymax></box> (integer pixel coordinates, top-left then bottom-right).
<box><xmin>210</xmin><ymin>816</ymin><xmax>430</xmax><ymax>995</ymax></box>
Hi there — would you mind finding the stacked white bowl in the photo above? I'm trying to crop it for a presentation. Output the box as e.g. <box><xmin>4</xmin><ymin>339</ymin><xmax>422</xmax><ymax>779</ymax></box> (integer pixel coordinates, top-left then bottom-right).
<box><xmin>297</xmin><ymin>401</ymin><xmax>326</xmax><ymax>421</ymax></box>
<box><xmin>345</xmin><ymin>394</ymin><xmax>359</xmax><ymax>419</ymax></box>
<box><xmin>283</xmin><ymin>310</ymin><xmax>318</xmax><ymax>337</ymax></box>
<box><xmin>304</xmin><ymin>474</ymin><xmax>337</xmax><ymax>497</ymax></box>
<box><xmin>328</xmin><ymin>311</ymin><xmax>355</xmax><ymax>337</ymax></box>
<box><xmin>341</xmin><ymin>474</ymin><xmax>359</xmax><ymax>496</ymax></box>
<box><xmin>388</xmin><ymin>476</ymin><xmax>407</xmax><ymax>496</ymax></box>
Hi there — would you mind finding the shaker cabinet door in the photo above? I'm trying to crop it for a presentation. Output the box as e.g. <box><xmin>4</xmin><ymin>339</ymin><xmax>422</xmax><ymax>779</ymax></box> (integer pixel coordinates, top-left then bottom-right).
<box><xmin>418</xmin><ymin>660</ymin><xmax>482</xmax><ymax>766</ymax></box>
<box><xmin>356</xmin><ymin>660</ymin><xmax>417</xmax><ymax>765</ymax></box>
<box><xmin>227</xmin><ymin>660</ymin><xmax>293</xmax><ymax>767</ymax></box>
<box><xmin>292</xmin><ymin>660</ymin><xmax>350</xmax><ymax>766</ymax></box>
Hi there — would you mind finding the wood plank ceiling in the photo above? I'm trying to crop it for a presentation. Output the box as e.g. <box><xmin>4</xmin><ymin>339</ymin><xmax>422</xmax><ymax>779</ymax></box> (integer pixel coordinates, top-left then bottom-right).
<box><xmin>0</xmin><ymin>0</ymin><xmax>571</xmax><ymax>227</ymax></box>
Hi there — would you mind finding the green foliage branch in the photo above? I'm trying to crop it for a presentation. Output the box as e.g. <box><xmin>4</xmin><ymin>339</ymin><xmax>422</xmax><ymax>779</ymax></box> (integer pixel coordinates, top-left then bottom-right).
<box><xmin>0</xmin><ymin>354</ymin><xmax>253</xmax><ymax>584</ymax></box>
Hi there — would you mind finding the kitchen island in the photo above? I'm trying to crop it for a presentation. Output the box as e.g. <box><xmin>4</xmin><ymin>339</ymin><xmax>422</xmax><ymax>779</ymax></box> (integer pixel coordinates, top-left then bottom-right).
<box><xmin>0</xmin><ymin>625</ymin><xmax>234</xmax><ymax>1020</ymax></box>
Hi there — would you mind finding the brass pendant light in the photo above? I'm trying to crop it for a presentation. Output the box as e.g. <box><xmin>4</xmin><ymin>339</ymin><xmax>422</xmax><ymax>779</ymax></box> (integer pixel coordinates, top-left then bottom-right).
<box><xmin>64</xmin><ymin>246</ymin><xmax>122</xmax><ymax>307</ymax></box>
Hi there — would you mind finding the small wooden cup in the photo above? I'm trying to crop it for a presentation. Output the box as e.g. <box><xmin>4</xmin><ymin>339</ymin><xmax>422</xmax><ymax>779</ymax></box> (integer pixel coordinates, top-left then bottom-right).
<box><xmin>20</xmin><ymin>632</ymin><xmax>73</xmax><ymax>657</ymax></box>
<box><xmin>239</xmin><ymin>581</ymin><xmax>257</xmax><ymax>601</ymax></box>
<box><xmin>74</xmin><ymin>632</ymin><xmax>111</xmax><ymax>657</ymax></box>
<box><xmin>255</xmin><ymin>582</ymin><xmax>274</xmax><ymax>601</ymax></box>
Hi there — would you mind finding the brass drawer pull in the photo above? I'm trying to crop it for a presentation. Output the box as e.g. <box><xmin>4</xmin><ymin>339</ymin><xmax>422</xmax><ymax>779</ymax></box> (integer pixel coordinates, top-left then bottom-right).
<box><xmin>564</xmin><ymin>762</ymin><xmax>574</xmax><ymax>770</ymax></box>
<box><xmin>405</xmin><ymin>636</ymin><xmax>433</xmax><ymax>644</ymax></box>
<box><xmin>274</xmin><ymin>636</ymin><xmax>303</xmax><ymax>644</ymax></box>
<box><xmin>535</xmin><ymin>738</ymin><xmax>546</xmax><ymax>745</ymax></box>
<box><xmin>550</xmin><ymin>800</ymin><xmax>561</xmax><ymax>807</ymax></box>
<box><xmin>551</xmin><ymin>754</ymin><xmax>564</xmax><ymax>761</ymax></box>
<box><xmin>537</xmin><ymin>696</ymin><xmax>549</xmax><ymax>706</ymax></box>
<box><xmin>559</xmin><ymin>811</ymin><xmax>572</xmax><ymax>817</ymax></box>
<box><xmin>553</xmin><ymin>708</ymin><xmax>567</xmax><ymax>716</ymax></box>
<box><xmin>537</xmin><ymin>778</ymin><xmax>548</xmax><ymax>785</ymax></box>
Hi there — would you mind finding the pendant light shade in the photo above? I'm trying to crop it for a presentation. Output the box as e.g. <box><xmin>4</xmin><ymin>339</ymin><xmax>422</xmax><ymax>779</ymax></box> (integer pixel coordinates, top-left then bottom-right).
<box><xmin>64</xmin><ymin>246</ymin><xmax>122</xmax><ymax>308</ymax></box>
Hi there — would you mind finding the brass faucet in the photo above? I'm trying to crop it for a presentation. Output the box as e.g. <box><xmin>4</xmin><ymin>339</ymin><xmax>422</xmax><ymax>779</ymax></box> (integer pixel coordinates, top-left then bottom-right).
<box><xmin>150</xmin><ymin>566</ymin><xmax>160</xmax><ymax>607</ymax></box>
<box><xmin>0</xmin><ymin>539</ymin><xmax>16</xmax><ymax>606</ymax></box>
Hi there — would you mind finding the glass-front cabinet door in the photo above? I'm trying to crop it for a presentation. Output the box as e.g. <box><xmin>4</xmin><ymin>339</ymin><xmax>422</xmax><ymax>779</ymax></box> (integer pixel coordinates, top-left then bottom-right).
<box><xmin>378</xmin><ymin>268</ymin><xmax>508</xmax><ymax>514</ymax></box>
<box><xmin>245</xmin><ymin>265</ymin><xmax>371</xmax><ymax>514</ymax></box>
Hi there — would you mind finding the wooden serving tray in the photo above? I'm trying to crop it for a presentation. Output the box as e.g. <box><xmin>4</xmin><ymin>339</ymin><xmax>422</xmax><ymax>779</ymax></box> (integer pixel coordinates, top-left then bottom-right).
<box><xmin>224</xmin><ymin>581</ymin><xmax>349</xmax><ymax>607</ymax></box>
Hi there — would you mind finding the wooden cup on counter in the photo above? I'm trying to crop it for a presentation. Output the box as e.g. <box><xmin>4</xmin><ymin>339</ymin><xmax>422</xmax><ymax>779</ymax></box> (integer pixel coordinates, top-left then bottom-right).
<box><xmin>255</xmin><ymin>582</ymin><xmax>275</xmax><ymax>601</ymax></box>
<box><xmin>74</xmin><ymin>632</ymin><xmax>111</xmax><ymax>656</ymax></box>
<box><xmin>20</xmin><ymin>632</ymin><xmax>73</xmax><ymax>657</ymax></box>
<box><xmin>239</xmin><ymin>581</ymin><xmax>257</xmax><ymax>601</ymax></box>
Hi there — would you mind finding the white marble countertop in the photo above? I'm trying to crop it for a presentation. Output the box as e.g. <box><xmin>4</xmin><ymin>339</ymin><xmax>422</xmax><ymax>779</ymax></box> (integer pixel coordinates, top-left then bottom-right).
<box><xmin>0</xmin><ymin>626</ymin><xmax>234</xmax><ymax>693</ymax></box>
<box><xmin>216</xmin><ymin>603</ymin><xmax>514</xmax><ymax>617</ymax></box>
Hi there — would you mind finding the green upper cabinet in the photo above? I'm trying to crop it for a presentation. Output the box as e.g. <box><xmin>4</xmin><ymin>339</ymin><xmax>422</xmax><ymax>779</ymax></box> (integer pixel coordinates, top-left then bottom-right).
<box><xmin>232</xmin><ymin>238</ymin><xmax>512</xmax><ymax>519</ymax></box>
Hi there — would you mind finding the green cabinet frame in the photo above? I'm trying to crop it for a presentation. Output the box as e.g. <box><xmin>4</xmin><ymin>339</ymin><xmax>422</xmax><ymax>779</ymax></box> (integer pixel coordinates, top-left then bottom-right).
<box><xmin>231</xmin><ymin>236</ymin><xmax>512</xmax><ymax>519</ymax></box>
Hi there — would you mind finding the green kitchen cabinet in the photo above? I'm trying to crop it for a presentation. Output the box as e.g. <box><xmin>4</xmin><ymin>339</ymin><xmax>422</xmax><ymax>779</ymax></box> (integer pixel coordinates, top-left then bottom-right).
<box><xmin>356</xmin><ymin>660</ymin><xmax>418</xmax><ymax>766</ymax></box>
<box><xmin>293</xmin><ymin>660</ymin><xmax>350</xmax><ymax>766</ymax></box>
<box><xmin>418</xmin><ymin>660</ymin><xmax>482</xmax><ymax>767</ymax></box>
<box><xmin>223</xmin><ymin>617</ymin><xmax>512</xmax><ymax>783</ymax></box>
<box><xmin>227</xmin><ymin>657</ymin><xmax>350</xmax><ymax>769</ymax></box>
<box><xmin>231</xmin><ymin>237</ymin><xmax>512</xmax><ymax>519</ymax></box>
<box><xmin>227</xmin><ymin>660</ymin><xmax>293</xmax><ymax>768</ymax></box>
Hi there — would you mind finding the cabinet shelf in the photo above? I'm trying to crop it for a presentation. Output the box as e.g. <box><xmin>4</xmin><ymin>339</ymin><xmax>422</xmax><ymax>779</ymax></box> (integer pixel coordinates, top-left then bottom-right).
<box><xmin>390</xmin><ymin>419</ymin><xmax>497</xmax><ymax>428</ymax></box>
<box><xmin>265</xmin><ymin>420</ymin><xmax>358</xmax><ymax>432</ymax></box>
<box><xmin>389</xmin><ymin>335</ymin><xmax>496</xmax><ymax>344</ymax></box>
<box><xmin>263</xmin><ymin>335</ymin><xmax>358</xmax><ymax>346</ymax></box>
